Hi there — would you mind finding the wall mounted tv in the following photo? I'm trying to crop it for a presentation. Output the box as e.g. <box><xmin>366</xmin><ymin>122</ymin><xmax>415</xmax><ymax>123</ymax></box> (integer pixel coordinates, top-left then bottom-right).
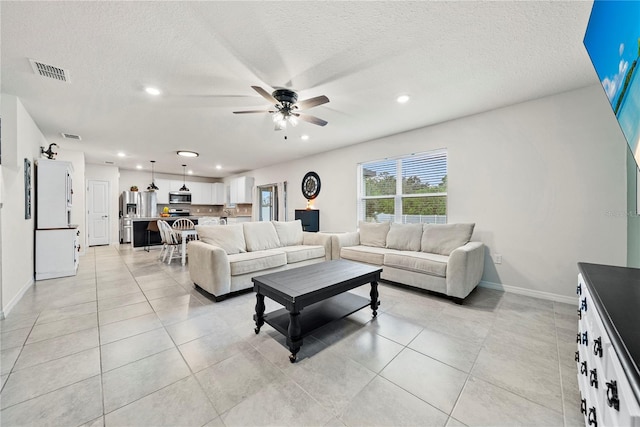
<box><xmin>584</xmin><ymin>0</ymin><xmax>640</xmax><ymax>167</ymax></box>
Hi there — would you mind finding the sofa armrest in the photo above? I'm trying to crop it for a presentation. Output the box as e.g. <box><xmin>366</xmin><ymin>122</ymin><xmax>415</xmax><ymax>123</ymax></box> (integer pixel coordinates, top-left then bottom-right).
<box><xmin>302</xmin><ymin>232</ymin><xmax>332</xmax><ymax>261</ymax></box>
<box><xmin>187</xmin><ymin>241</ymin><xmax>231</xmax><ymax>297</ymax></box>
<box><xmin>446</xmin><ymin>241</ymin><xmax>485</xmax><ymax>299</ymax></box>
<box><xmin>330</xmin><ymin>232</ymin><xmax>360</xmax><ymax>260</ymax></box>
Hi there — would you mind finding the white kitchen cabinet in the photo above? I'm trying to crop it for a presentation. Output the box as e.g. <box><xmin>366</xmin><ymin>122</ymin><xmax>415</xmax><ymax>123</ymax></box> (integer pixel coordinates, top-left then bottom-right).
<box><xmin>191</xmin><ymin>182</ymin><xmax>213</xmax><ymax>205</ymax></box>
<box><xmin>36</xmin><ymin>228</ymin><xmax>79</xmax><ymax>280</ymax></box>
<box><xmin>36</xmin><ymin>159</ymin><xmax>73</xmax><ymax>229</ymax></box>
<box><xmin>229</xmin><ymin>176</ymin><xmax>254</xmax><ymax>204</ymax></box>
<box><xmin>154</xmin><ymin>179</ymin><xmax>170</xmax><ymax>203</ymax></box>
<box><xmin>212</xmin><ymin>183</ymin><xmax>225</xmax><ymax>205</ymax></box>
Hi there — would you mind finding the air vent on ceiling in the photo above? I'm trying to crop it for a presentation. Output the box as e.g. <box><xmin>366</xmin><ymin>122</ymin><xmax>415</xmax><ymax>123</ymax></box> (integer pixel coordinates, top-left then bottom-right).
<box><xmin>29</xmin><ymin>59</ymin><xmax>70</xmax><ymax>83</ymax></box>
<box><xmin>105</xmin><ymin>161</ymin><xmax>115</xmax><ymax>165</ymax></box>
<box><xmin>61</xmin><ymin>133</ymin><xmax>81</xmax><ymax>140</ymax></box>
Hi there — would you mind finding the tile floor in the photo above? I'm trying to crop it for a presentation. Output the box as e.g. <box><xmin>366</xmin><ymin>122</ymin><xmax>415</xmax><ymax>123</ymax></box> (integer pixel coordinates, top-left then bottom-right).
<box><xmin>0</xmin><ymin>245</ymin><xmax>582</xmax><ymax>426</ymax></box>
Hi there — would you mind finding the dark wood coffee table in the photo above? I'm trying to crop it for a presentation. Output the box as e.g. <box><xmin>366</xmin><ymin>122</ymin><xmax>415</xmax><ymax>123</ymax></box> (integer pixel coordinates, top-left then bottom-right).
<box><xmin>252</xmin><ymin>260</ymin><xmax>382</xmax><ymax>362</ymax></box>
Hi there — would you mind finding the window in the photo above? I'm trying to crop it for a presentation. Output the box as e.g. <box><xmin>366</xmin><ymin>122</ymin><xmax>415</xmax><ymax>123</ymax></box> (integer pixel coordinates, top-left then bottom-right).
<box><xmin>358</xmin><ymin>150</ymin><xmax>447</xmax><ymax>224</ymax></box>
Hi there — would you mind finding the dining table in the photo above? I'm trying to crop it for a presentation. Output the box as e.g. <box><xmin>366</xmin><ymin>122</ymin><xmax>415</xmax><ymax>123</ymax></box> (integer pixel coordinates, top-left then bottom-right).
<box><xmin>176</xmin><ymin>228</ymin><xmax>197</xmax><ymax>266</ymax></box>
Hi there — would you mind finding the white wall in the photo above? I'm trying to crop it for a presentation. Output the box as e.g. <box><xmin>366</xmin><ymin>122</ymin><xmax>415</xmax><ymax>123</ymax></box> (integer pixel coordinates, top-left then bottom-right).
<box><xmin>85</xmin><ymin>164</ymin><xmax>119</xmax><ymax>246</ymax></box>
<box><xmin>242</xmin><ymin>85</ymin><xmax>628</xmax><ymax>299</ymax></box>
<box><xmin>0</xmin><ymin>94</ymin><xmax>48</xmax><ymax>316</ymax></box>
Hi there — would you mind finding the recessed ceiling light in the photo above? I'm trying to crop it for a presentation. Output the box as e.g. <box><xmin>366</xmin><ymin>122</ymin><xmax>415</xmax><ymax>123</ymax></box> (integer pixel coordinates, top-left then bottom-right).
<box><xmin>145</xmin><ymin>86</ymin><xmax>161</xmax><ymax>96</ymax></box>
<box><xmin>397</xmin><ymin>95</ymin><xmax>410</xmax><ymax>104</ymax></box>
<box><xmin>301</xmin><ymin>135</ymin><xmax>309</xmax><ymax>141</ymax></box>
<box><xmin>216</xmin><ymin>165</ymin><xmax>222</xmax><ymax>170</ymax></box>
<box><xmin>117</xmin><ymin>152</ymin><xmax>125</xmax><ymax>157</ymax></box>
<box><xmin>177</xmin><ymin>150</ymin><xmax>199</xmax><ymax>158</ymax></box>
<box><xmin>136</xmin><ymin>164</ymin><xmax>142</xmax><ymax>169</ymax></box>
<box><xmin>188</xmin><ymin>170</ymin><xmax>193</xmax><ymax>175</ymax></box>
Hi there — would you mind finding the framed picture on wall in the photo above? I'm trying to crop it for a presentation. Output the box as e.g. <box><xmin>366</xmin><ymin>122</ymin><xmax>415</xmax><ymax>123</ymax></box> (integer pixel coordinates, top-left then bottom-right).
<box><xmin>24</xmin><ymin>158</ymin><xmax>31</xmax><ymax>219</ymax></box>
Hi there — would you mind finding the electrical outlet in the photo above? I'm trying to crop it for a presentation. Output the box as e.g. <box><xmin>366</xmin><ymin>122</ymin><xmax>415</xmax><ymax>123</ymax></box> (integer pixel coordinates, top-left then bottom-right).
<box><xmin>209</xmin><ymin>209</ymin><xmax>212</xmax><ymax>212</ymax></box>
<box><xmin>196</xmin><ymin>209</ymin><xmax>200</xmax><ymax>213</ymax></box>
<box><xmin>495</xmin><ymin>254</ymin><xmax>502</xmax><ymax>264</ymax></box>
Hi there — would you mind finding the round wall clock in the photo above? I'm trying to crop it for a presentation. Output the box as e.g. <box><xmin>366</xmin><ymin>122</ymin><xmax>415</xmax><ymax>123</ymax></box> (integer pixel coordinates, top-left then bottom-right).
<box><xmin>301</xmin><ymin>171</ymin><xmax>321</xmax><ymax>200</ymax></box>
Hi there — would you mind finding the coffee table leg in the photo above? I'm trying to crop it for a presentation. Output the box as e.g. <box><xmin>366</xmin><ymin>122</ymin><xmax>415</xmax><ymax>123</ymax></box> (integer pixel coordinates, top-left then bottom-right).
<box><xmin>287</xmin><ymin>311</ymin><xmax>302</xmax><ymax>363</ymax></box>
<box><xmin>254</xmin><ymin>293</ymin><xmax>265</xmax><ymax>334</ymax></box>
<box><xmin>370</xmin><ymin>281</ymin><xmax>380</xmax><ymax>317</ymax></box>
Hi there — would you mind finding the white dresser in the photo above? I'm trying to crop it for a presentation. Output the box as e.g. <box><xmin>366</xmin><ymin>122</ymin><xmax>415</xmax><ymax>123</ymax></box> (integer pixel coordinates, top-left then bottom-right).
<box><xmin>577</xmin><ymin>263</ymin><xmax>640</xmax><ymax>427</ymax></box>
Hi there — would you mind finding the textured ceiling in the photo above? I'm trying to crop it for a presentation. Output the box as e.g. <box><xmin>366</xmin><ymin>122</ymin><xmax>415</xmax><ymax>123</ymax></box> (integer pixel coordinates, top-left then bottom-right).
<box><xmin>1</xmin><ymin>1</ymin><xmax>598</xmax><ymax>177</ymax></box>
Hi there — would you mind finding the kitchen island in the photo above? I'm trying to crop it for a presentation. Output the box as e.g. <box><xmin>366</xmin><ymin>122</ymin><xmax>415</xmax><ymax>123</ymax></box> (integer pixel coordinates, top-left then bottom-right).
<box><xmin>131</xmin><ymin>217</ymin><xmax>200</xmax><ymax>249</ymax></box>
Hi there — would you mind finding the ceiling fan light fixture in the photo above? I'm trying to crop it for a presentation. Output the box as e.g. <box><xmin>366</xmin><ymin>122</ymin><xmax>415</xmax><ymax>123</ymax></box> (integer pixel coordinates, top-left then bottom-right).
<box><xmin>177</xmin><ymin>150</ymin><xmax>199</xmax><ymax>158</ymax></box>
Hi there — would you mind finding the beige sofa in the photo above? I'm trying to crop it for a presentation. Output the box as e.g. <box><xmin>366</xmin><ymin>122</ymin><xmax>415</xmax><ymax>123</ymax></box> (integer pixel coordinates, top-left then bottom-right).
<box><xmin>188</xmin><ymin>220</ymin><xmax>331</xmax><ymax>301</ymax></box>
<box><xmin>331</xmin><ymin>222</ymin><xmax>484</xmax><ymax>302</ymax></box>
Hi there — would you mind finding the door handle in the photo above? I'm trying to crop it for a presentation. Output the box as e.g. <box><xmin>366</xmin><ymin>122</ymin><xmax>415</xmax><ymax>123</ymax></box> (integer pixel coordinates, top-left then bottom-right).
<box><xmin>102</xmin><ymin>215</ymin><xmax>108</xmax><ymax>218</ymax></box>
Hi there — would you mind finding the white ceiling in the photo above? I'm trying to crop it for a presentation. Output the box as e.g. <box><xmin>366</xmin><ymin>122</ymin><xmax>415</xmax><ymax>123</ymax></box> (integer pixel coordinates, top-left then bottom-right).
<box><xmin>1</xmin><ymin>1</ymin><xmax>599</xmax><ymax>178</ymax></box>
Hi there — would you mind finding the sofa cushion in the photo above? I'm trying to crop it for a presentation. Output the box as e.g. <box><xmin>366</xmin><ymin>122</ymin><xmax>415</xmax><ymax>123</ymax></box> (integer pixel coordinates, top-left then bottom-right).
<box><xmin>272</xmin><ymin>220</ymin><xmax>304</xmax><ymax>246</ymax></box>
<box><xmin>358</xmin><ymin>221</ymin><xmax>390</xmax><ymax>248</ymax></box>
<box><xmin>243</xmin><ymin>222</ymin><xmax>282</xmax><ymax>251</ymax></box>
<box><xmin>279</xmin><ymin>245</ymin><xmax>325</xmax><ymax>264</ymax></box>
<box><xmin>421</xmin><ymin>223</ymin><xmax>475</xmax><ymax>256</ymax></box>
<box><xmin>227</xmin><ymin>250</ymin><xmax>287</xmax><ymax>276</ymax></box>
<box><xmin>340</xmin><ymin>245</ymin><xmax>397</xmax><ymax>265</ymax></box>
<box><xmin>384</xmin><ymin>252</ymin><xmax>448</xmax><ymax>277</ymax></box>
<box><xmin>195</xmin><ymin>224</ymin><xmax>246</xmax><ymax>254</ymax></box>
<box><xmin>386</xmin><ymin>223</ymin><xmax>423</xmax><ymax>252</ymax></box>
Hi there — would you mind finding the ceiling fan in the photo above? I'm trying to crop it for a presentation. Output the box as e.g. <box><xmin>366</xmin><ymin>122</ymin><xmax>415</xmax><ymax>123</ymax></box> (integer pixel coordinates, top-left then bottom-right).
<box><xmin>233</xmin><ymin>86</ymin><xmax>329</xmax><ymax>130</ymax></box>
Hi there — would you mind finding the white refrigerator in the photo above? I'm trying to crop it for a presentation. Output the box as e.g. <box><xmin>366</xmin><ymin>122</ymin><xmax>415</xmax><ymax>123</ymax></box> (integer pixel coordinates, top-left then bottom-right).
<box><xmin>35</xmin><ymin>159</ymin><xmax>80</xmax><ymax>280</ymax></box>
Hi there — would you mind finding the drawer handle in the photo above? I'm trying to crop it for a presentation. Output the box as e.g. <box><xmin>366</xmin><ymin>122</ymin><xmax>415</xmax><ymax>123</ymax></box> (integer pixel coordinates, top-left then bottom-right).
<box><xmin>577</xmin><ymin>308</ymin><xmax>582</xmax><ymax>320</ymax></box>
<box><xmin>588</xmin><ymin>407</ymin><xmax>597</xmax><ymax>427</ymax></box>
<box><xmin>575</xmin><ymin>351</ymin><xmax>580</xmax><ymax>363</ymax></box>
<box><xmin>581</xmin><ymin>298</ymin><xmax>587</xmax><ymax>311</ymax></box>
<box><xmin>606</xmin><ymin>380</ymin><xmax>620</xmax><ymax>411</ymax></box>
<box><xmin>593</xmin><ymin>337</ymin><xmax>603</xmax><ymax>358</ymax></box>
<box><xmin>581</xmin><ymin>398</ymin><xmax>587</xmax><ymax>415</ymax></box>
<box><xmin>590</xmin><ymin>368</ymin><xmax>598</xmax><ymax>389</ymax></box>
<box><xmin>581</xmin><ymin>361</ymin><xmax>588</xmax><ymax>376</ymax></box>
<box><xmin>577</xmin><ymin>283</ymin><xmax>582</xmax><ymax>295</ymax></box>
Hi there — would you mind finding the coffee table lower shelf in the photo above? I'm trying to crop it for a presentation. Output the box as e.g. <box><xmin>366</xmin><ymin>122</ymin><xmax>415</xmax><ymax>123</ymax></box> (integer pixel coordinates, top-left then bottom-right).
<box><xmin>261</xmin><ymin>292</ymin><xmax>370</xmax><ymax>340</ymax></box>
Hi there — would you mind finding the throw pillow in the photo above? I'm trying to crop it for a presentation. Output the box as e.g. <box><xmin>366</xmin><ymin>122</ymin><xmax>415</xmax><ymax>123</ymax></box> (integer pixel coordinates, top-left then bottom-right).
<box><xmin>243</xmin><ymin>221</ymin><xmax>282</xmax><ymax>251</ymax></box>
<box><xmin>272</xmin><ymin>220</ymin><xmax>304</xmax><ymax>246</ymax></box>
<box><xmin>358</xmin><ymin>221</ymin><xmax>390</xmax><ymax>248</ymax></box>
<box><xmin>386</xmin><ymin>223</ymin><xmax>423</xmax><ymax>252</ymax></box>
<box><xmin>421</xmin><ymin>223</ymin><xmax>475</xmax><ymax>256</ymax></box>
<box><xmin>195</xmin><ymin>224</ymin><xmax>246</xmax><ymax>254</ymax></box>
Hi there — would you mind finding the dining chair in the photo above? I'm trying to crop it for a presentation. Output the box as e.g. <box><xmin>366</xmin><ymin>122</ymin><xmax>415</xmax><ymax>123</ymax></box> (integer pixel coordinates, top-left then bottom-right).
<box><xmin>158</xmin><ymin>220</ymin><xmax>181</xmax><ymax>264</ymax></box>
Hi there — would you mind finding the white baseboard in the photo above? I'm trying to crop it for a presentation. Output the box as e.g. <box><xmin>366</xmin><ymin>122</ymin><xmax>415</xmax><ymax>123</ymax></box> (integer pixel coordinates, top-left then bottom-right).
<box><xmin>2</xmin><ymin>276</ymin><xmax>34</xmax><ymax>318</ymax></box>
<box><xmin>479</xmin><ymin>280</ymin><xmax>577</xmax><ymax>305</ymax></box>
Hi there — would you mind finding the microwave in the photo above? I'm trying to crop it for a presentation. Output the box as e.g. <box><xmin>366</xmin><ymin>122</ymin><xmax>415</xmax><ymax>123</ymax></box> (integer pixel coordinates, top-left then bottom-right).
<box><xmin>169</xmin><ymin>192</ymin><xmax>191</xmax><ymax>204</ymax></box>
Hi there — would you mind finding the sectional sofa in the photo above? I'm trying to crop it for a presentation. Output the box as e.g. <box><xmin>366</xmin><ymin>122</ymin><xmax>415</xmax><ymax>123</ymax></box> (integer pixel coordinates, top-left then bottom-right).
<box><xmin>331</xmin><ymin>222</ymin><xmax>485</xmax><ymax>302</ymax></box>
<box><xmin>188</xmin><ymin>220</ymin><xmax>331</xmax><ymax>300</ymax></box>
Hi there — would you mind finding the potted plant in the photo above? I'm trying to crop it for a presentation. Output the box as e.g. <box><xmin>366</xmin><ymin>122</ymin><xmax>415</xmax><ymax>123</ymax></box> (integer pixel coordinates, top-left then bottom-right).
<box><xmin>130</xmin><ymin>186</ymin><xmax>138</xmax><ymax>192</ymax></box>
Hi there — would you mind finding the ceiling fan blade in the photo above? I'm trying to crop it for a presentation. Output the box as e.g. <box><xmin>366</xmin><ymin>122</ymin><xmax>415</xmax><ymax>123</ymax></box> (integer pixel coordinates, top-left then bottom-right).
<box><xmin>232</xmin><ymin>110</ymin><xmax>274</xmax><ymax>114</ymax></box>
<box><xmin>251</xmin><ymin>86</ymin><xmax>279</xmax><ymax>105</ymax></box>
<box><xmin>296</xmin><ymin>95</ymin><xmax>330</xmax><ymax>110</ymax></box>
<box><xmin>296</xmin><ymin>113</ymin><xmax>328</xmax><ymax>127</ymax></box>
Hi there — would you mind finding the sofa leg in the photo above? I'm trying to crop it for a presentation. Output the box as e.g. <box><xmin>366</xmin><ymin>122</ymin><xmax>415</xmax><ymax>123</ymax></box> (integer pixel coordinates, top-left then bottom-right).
<box><xmin>452</xmin><ymin>297</ymin><xmax>464</xmax><ymax>305</ymax></box>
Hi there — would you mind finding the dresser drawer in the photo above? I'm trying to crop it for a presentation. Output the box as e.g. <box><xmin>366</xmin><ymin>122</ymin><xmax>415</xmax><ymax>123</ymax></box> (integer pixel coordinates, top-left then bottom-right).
<box><xmin>602</xmin><ymin>347</ymin><xmax>640</xmax><ymax>427</ymax></box>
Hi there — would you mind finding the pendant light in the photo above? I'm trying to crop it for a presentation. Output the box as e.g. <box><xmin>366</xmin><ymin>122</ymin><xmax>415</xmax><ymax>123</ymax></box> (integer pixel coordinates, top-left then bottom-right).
<box><xmin>179</xmin><ymin>164</ymin><xmax>189</xmax><ymax>192</ymax></box>
<box><xmin>147</xmin><ymin>160</ymin><xmax>159</xmax><ymax>190</ymax></box>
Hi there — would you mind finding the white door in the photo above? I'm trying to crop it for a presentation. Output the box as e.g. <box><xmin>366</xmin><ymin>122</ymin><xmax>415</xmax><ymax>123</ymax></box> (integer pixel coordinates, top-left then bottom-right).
<box><xmin>88</xmin><ymin>180</ymin><xmax>110</xmax><ymax>246</ymax></box>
